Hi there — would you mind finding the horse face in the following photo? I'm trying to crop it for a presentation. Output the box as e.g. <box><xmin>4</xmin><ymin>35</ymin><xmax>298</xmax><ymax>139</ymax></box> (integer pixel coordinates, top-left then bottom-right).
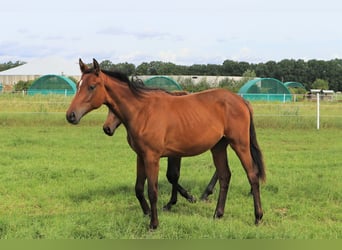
<box><xmin>66</xmin><ymin>59</ymin><xmax>106</xmax><ymax>124</ymax></box>
<box><xmin>103</xmin><ymin>110</ymin><xmax>122</xmax><ymax>136</ymax></box>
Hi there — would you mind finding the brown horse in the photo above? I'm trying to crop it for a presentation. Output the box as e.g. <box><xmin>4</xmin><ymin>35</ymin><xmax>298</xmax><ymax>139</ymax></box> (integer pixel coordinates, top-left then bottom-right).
<box><xmin>103</xmin><ymin>108</ymin><xmax>220</xmax><ymax>210</ymax></box>
<box><xmin>102</xmin><ymin>86</ymin><xmax>219</xmax><ymax>208</ymax></box>
<box><xmin>66</xmin><ymin>59</ymin><xmax>266</xmax><ymax>229</ymax></box>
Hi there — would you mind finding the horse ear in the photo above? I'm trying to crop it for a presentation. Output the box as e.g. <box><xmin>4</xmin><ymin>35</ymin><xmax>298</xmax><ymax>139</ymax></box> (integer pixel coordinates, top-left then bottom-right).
<box><xmin>79</xmin><ymin>58</ymin><xmax>88</xmax><ymax>73</ymax></box>
<box><xmin>93</xmin><ymin>58</ymin><xmax>100</xmax><ymax>75</ymax></box>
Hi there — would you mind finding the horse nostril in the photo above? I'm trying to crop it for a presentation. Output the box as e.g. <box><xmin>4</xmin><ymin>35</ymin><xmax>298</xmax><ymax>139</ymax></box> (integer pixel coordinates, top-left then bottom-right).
<box><xmin>103</xmin><ymin>126</ymin><xmax>113</xmax><ymax>136</ymax></box>
<box><xmin>66</xmin><ymin>112</ymin><xmax>77</xmax><ymax>124</ymax></box>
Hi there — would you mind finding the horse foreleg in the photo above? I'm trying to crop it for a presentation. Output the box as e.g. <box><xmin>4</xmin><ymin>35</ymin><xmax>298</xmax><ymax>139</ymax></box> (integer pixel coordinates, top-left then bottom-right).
<box><xmin>144</xmin><ymin>155</ymin><xmax>160</xmax><ymax>230</ymax></box>
<box><xmin>211</xmin><ymin>140</ymin><xmax>230</xmax><ymax>219</ymax></box>
<box><xmin>135</xmin><ymin>155</ymin><xmax>150</xmax><ymax>216</ymax></box>
<box><xmin>164</xmin><ymin>157</ymin><xmax>195</xmax><ymax>211</ymax></box>
<box><xmin>164</xmin><ymin>157</ymin><xmax>180</xmax><ymax>210</ymax></box>
<box><xmin>177</xmin><ymin>184</ymin><xmax>196</xmax><ymax>203</ymax></box>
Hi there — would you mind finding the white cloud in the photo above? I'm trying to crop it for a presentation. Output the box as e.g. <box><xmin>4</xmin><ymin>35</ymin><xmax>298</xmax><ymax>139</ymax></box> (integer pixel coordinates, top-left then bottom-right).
<box><xmin>1</xmin><ymin>0</ymin><xmax>342</xmax><ymax>64</ymax></box>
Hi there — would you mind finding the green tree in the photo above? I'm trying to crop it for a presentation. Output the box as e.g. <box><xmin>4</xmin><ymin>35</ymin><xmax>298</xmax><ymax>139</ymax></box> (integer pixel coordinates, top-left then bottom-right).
<box><xmin>0</xmin><ymin>61</ymin><xmax>26</xmax><ymax>72</ymax></box>
<box><xmin>326</xmin><ymin>59</ymin><xmax>342</xmax><ymax>91</ymax></box>
<box><xmin>14</xmin><ymin>80</ymin><xmax>33</xmax><ymax>91</ymax></box>
<box><xmin>82</xmin><ymin>58</ymin><xmax>342</xmax><ymax>91</ymax></box>
<box><xmin>307</xmin><ymin>60</ymin><xmax>328</xmax><ymax>84</ymax></box>
<box><xmin>188</xmin><ymin>64</ymin><xmax>208</xmax><ymax>75</ymax></box>
<box><xmin>114</xmin><ymin>62</ymin><xmax>136</xmax><ymax>75</ymax></box>
<box><xmin>222</xmin><ymin>60</ymin><xmax>241</xmax><ymax>75</ymax></box>
<box><xmin>312</xmin><ymin>78</ymin><xmax>329</xmax><ymax>90</ymax></box>
<box><xmin>99</xmin><ymin>60</ymin><xmax>114</xmax><ymax>70</ymax></box>
<box><xmin>136</xmin><ymin>62</ymin><xmax>149</xmax><ymax>75</ymax></box>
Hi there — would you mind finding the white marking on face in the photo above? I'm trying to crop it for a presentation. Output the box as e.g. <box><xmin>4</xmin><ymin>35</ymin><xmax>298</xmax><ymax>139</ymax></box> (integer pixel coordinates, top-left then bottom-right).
<box><xmin>78</xmin><ymin>80</ymin><xmax>83</xmax><ymax>92</ymax></box>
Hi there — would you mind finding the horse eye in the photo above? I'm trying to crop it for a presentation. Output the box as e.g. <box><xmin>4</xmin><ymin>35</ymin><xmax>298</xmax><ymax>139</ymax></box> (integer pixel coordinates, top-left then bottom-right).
<box><xmin>89</xmin><ymin>85</ymin><xmax>96</xmax><ymax>91</ymax></box>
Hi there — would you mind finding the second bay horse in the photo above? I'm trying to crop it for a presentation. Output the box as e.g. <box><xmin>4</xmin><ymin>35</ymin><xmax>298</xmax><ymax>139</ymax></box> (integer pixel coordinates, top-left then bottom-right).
<box><xmin>66</xmin><ymin>59</ymin><xmax>266</xmax><ymax>229</ymax></box>
<box><xmin>102</xmin><ymin>85</ymin><xmax>219</xmax><ymax>209</ymax></box>
<box><xmin>103</xmin><ymin>107</ymin><xmax>219</xmax><ymax>210</ymax></box>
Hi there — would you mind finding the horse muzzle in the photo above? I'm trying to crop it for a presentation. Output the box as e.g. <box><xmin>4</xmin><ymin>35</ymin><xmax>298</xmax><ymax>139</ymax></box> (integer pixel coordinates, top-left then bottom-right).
<box><xmin>103</xmin><ymin>125</ymin><xmax>115</xmax><ymax>136</ymax></box>
<box><xmin>66</xmin><ymin>111</ymin><xmax>79</xmax><ymax>124</ymax></box>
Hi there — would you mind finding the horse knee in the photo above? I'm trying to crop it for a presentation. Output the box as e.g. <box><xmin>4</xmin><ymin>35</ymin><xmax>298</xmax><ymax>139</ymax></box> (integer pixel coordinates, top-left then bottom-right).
<box><xmin>135</xmin><ymin>184</ymin><xmax>144</xmax><ymax>199</ymax></box>
<box><xmin>219</xmin><ymin>169</ymin><xmax>231</xmax><ymax>185</ymax></box>
<box><xmin>148</xmin><ymin>187</ymin><xmax>157</xmax><ymax>203</ymax></box>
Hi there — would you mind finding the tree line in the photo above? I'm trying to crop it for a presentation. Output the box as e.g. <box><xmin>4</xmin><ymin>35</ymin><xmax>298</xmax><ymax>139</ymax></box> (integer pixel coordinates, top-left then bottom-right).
<box><xmin>99</xmin><ymin>59</ymin><xmax>342</xmax><ymax>91</ymax></box>
<box><xmin>2</xmin><ymin>59</ymin><xmax>342</xmax><ymax>91</ymax></box>
<box><xmin>0</xmin><ymin>61</ymin><xmax>25</xmax><ymax>72</ymax></box>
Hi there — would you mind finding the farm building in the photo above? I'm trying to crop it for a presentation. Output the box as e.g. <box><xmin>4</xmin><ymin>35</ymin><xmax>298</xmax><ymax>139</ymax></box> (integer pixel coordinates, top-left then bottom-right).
<box><xmin>0</xmin><ymin>57</ymin><xmax>80</xmax><ymax>87</ymax></box>
<box><xmin>27</xmin><ymin>74</ymin><xmax>76</xmax><ymax>95</ymax></box>
<box><xmin>306</xmin><ymin>89</ymin><xmax>335</xmax><ymax>101</ymax></box>
<box><xmin>238</xmin><ymin>78</ymin><xmax>292</xmax><ymax>102</ymax></box>
<box><xmin>144</xmin><ymin>76</ymin><xmax>182</xmax><ymax>91</ymax></box>
<box><xmin>284</xmin><ymin>81</ymin><xmax>306</xmax><ymax>90</ymax></box>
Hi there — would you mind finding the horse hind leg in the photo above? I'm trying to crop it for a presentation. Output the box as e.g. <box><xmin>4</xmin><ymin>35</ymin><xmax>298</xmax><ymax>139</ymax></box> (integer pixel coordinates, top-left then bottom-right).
<box><xmin>201</xmin><ymin>148</ymin><xmax>235</xmax><ymax>201</ymax></box>
<box><xmin>164</xmin><ymin>157</ymin><xmax>195</xmax><ymax>211</ymax></box>
<box><xmin>199</xmin><ymin>146</ymin><xmax>251</xmax><ymax>200</ymax></box>
<box><xmin>231</xmin><ymin>143</ymin><xmax>263</xmax><ymax>225</ymax></box>
<box><xmin>199</xmin><ymin>171</ymin><xmax>252</xmax><ymax>201</ymax></box>
<box><xmin>210</xmin><ymin>139</ymin><xmax>231</xmax><ymax>219</ymax></box>
<box><xmin>200</xmin><ymin>171</ymin><xmax>218</xmax><ymax>201</ymax></box>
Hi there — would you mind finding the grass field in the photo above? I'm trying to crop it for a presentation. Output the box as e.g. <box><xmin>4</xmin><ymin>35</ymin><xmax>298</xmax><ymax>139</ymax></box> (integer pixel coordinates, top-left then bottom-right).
<box><xmin>0</xmin><ymin>94</ymin><xmax>341</xmax><ymax>239</ymax></box>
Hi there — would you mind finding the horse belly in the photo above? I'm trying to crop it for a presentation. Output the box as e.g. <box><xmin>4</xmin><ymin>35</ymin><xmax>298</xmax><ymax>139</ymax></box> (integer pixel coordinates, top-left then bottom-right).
<box><xmin>163</xmin><ymin>129</ymin><xmax>222</xmax><ymax>157</ymax></box>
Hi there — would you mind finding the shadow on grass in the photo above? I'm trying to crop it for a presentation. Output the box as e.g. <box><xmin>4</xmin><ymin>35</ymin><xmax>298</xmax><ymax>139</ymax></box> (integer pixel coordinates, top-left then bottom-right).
<box><xmin>69</xmin><ymin>184</ymin><xmax>133</xmax><ymax>203</ymax></box>
<box><xmin>68</xmin><ymin>179</ymin><xmax>203</xmax><ymax>204</ymax></box>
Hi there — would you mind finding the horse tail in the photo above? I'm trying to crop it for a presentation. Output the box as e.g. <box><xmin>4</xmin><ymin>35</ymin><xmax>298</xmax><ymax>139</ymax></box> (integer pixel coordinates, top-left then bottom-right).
<box><xmin>246</xmin><ymin>101</ymin><xmax>266</xmax><ymax>182</ymax></box>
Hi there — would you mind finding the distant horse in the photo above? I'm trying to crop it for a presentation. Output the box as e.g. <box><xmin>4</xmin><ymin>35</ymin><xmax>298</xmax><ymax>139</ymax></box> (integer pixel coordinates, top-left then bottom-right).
<box><xmin>66</xmin><ymin>59</ymin><xmax>266</xmax><ymax>229</ymax></box>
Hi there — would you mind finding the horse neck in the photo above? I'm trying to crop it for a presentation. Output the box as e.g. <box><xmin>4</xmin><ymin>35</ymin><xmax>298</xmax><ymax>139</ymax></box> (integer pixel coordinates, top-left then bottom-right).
<box><xmin>103</xmin><ymin>74</ymin><xmax>143</xmax><ymax>125</ymax></box>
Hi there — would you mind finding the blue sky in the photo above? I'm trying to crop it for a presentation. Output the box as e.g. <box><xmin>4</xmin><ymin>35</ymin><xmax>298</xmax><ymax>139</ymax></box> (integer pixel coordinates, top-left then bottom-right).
<box><xmin>1</xmin><ymin>0</ymin><xmax>342</xmax><ymax>65</ymax></box>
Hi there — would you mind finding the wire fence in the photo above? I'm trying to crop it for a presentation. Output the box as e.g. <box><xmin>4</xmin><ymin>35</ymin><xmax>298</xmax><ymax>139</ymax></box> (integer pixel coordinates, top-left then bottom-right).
<box><xmin>0</xmin><ymin>93</ymin><xmax>341</xmax><ymax>129</ymax></box>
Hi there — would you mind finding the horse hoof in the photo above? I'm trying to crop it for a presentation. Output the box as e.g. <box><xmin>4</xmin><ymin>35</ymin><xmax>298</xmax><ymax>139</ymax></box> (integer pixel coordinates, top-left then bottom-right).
<box><xmin>163</xmin><ymin>204</ymin><xmax>172</xmax><ymax>211</ymax></box>
<box><xmin>213</xmin><ymin>211</ymin><xmax>224</xmax><ymax>219</ymax></box>
<box><xmin>187</xmin><ymin>196</ymin><xmax>196</xmax><ymax>203</ymax></box>
<box><xmin>255</xmin><ymin>215</ymin><xmax>263</xmax><ymax>225</ymax></box>
<box><xmin>201</xmin><ymin>197</ymin><xmax>211</xmax><ymax>203</ymax></box>
<box><xmin>149</xmin><ymin>223</ymin><xmax>158</xmax><ymax>230</ymax></box>
<box><xmin>255</xmin><ymin>219</ymin><xmax>262</xmax><ymax>225</ymax></box>
<box><xmin>143</xmin><ymin>211</ymin><xmax>151</xmax><ymax>218</ymax></box>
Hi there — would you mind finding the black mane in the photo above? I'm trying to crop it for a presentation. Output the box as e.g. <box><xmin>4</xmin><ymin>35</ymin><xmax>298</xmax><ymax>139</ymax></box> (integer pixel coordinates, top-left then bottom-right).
<box><xmin>83</xmin><ymin>67</ymin><xmax>172</xmax><ymax>96</ymax></box>
<box><xmin>101</xmin><ymin>69</ymin><xmax>131</xmax><ymax>84</ymax></box>
<box><xmin>100</xmin><ymin>69</ymin><xmax>171</xmax><ymax>96</ymax></box>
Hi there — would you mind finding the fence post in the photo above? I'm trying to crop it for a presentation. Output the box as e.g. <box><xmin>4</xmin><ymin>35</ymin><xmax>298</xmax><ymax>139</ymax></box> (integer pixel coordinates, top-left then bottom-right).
<box><xmin>317</xmin><ymin>93</ymin><xmax>320</xmax><ymax>130</ymax></box>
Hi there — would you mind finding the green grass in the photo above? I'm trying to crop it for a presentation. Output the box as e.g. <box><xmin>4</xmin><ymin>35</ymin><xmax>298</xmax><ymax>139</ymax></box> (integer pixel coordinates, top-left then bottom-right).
<box><xmin>0</xmin><ymin>95</ymin><xmax>341</xmax><ymax>238</ymax></box>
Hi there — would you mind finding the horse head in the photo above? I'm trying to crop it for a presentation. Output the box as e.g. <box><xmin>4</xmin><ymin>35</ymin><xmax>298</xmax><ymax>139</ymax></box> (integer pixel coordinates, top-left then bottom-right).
<box><xmin>66</xmin><ymin>58</ymin><xmax>107</xmax><ymax>124</ymax></box>
<box><xmin>103</xmin><ymin>109</ymin><xmax>122</xmax><ymax>136</ymax></box>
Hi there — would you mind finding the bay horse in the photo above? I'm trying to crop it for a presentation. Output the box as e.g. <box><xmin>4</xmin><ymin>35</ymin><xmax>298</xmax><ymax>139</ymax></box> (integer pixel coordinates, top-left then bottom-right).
<box><xmin>66</xmin><ymin>59</ymin><xmax>266</xmax><ymax>229</ymax></box>
<box><xmin>103</xmin><ymin>107</ymin><xmax>219</xmax><ymax>210</ymax></box>
<box><xmin>102</xmin><ymin>82</ymin><xmax>218</xmax><ymax>207</ymax></box>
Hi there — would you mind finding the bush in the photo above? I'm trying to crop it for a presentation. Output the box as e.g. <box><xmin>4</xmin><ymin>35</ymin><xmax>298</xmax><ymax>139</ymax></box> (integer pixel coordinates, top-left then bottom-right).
<box><xmin>14</xmin><ymin>80</ymin><xmax>34</xmax><ymax>91</ymax></box>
